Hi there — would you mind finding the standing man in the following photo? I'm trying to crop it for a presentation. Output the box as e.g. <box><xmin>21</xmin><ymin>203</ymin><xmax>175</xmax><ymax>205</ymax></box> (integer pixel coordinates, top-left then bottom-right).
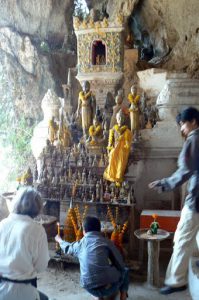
<box><xmin>149</xmin><ymin>107</ymin><xmax>199</xmax><ymax>295</ymax></box>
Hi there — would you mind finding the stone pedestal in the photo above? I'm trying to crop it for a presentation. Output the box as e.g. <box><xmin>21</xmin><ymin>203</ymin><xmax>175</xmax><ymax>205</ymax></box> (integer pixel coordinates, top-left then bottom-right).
<box><xmin>134</xmin><ymin>229</ymin><xmax>170</xmax><ymax>288</ymax></box>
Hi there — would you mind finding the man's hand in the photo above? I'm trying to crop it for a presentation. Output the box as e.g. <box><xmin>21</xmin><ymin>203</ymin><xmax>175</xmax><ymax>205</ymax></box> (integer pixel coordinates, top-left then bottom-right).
<box><xmin>55</xmin><ymin>234</ymin><xmax>62</xmax><ymax>244</ymax></box>
<box><xmin>148</xmin><ymin>180</ymin><xmax>161</xmax><ymax>189</ymax></box>
<box><xmin>148</xmin><ymin>180</ymin><xmax>163</xmax><ymax>193</ymax></box>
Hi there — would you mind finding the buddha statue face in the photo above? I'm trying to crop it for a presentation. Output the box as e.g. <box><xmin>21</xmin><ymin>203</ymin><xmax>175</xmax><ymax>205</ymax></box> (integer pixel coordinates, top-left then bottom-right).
<box><xmin>131</xmin><ymin>85</ymin><xmax>137</xmax><ymax>95</ymax></box>
<box><xmin>82</xmin><ymin>81</ymin><xmax>90</xmax><ymax>93</ymax></box>
<box><xmin>115</xmin><ymin>95</ymin><xmax>123</xmax><ymax>105</ymax></box>
<box><xmin>117</xmin><ymin>89</ymin><xmax>124</xmax><ymax>97</ymax></box>
<box><xmin>116</xmin><ymin>110</ymin><xmax>126</xmax><ymax>127</ymax></box>
<box><xmin>93</xmin><ymin>117</ymin><xmax>100</xmax><ymax>127</ymax></box>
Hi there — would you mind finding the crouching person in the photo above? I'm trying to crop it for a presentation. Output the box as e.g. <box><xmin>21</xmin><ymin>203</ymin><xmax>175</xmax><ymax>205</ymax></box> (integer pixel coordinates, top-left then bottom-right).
<box><xmin>0</xmin><ymin>187</ymin><xmax>50</xmax><ymax>300</ymax></box>
<box><xmin>55</xmin><ymin>216</ymin><xmax>129</xmax><ymax>300</ymax></box>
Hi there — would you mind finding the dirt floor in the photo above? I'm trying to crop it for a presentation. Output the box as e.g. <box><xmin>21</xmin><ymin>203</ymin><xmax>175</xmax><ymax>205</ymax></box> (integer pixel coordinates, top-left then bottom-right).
<box><xmin>37</xmin><ymin>263</ymin><xmax>191</xmax><ymax>300</ymax></box>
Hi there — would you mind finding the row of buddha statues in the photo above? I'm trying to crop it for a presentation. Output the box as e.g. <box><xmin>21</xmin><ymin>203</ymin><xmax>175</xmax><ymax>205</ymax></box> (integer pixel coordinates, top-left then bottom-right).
<box><xmin>32</xmin><ymin>143</ymin><xmax>135</xmax><ymax>205</ymax></box>
<box><xmin>47</xmin><ymin>80</ymin><xmax>158</xmax><ymax>186</ymax></box>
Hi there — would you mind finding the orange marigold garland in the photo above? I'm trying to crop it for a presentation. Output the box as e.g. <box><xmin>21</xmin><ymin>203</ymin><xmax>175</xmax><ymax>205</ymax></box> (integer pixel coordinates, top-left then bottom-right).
<box><xmin>63</xmin><ymin>206</ymin><xmax>76</xmax><ymax>242</ymax></box>
<box><xmin>107</xmin><ymin>206</ymin><xmax>128</xmax><ymax>253</ymax></box>
<box><xmin>64</xmin><ymin>204</ymin><xmax>89</xmax><ymax>242</ymax></box>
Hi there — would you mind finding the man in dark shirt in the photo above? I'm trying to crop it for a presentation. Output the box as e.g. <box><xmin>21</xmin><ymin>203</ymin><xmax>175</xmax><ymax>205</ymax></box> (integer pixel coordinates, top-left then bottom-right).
<box><xmin>55</xmin><ymin>216</ymin><xmax>129</xmax><ymax>300</ymax></box>
<box><xmin>149</xmin><ymin>107</ymin><xmax>199</xmax><ymax>295</ymax></box>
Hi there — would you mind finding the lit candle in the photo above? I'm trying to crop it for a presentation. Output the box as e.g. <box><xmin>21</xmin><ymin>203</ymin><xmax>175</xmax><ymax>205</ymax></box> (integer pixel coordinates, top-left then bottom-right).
<box><xmin>57</xmin><ymin>222</ymin><xmax>60</xmax><ymax>236</ymax></box>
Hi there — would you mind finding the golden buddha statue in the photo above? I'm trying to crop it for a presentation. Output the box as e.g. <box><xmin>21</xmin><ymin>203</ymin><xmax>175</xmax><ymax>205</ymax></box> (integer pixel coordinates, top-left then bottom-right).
<box><xmin>17</xmin><ymin>167</ymin><xmax>33</xmax><ymax>186</ymax></box>
<box><xmin>128</xmin><ymin>85</ymin><xmax>140</xmax><ymax>135</ymax></box>
<box><xmin>76</xmin><ymin>81</ymin><xmax>96</xmax><ymax>139</ymax></box>
<box><xmin>48</xmin><ymin>116</ymin><xmax>59</xmax><ymax>144</ymax></box>
<box><xmin>59</xmin><ymin>123</ymin><xmax>72</xmax><ymax>148</ymax></box>
<box><xmin>104</xmin><ymin>110</ymin><xmax>132</xmax><ymax>185</ymax></box>
<box><xmin>87</xmin><ymin>116</ymin><xmax>103</xmax><ymax>146</ymax></box>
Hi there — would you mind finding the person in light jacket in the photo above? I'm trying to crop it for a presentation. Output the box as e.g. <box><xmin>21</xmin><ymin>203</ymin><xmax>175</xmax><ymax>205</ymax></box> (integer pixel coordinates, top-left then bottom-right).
<box><xmin>0</xmin><ymin>187</ymin><xmax>50</xmax><ymax>300</ymax></box>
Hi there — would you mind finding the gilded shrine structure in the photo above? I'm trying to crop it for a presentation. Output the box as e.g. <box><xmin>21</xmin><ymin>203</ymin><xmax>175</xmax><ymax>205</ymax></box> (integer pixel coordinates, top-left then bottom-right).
<box><xmin>74</xmin><ymin>14</ymin><xmax>124</xmax><ymax>107</ymax></box>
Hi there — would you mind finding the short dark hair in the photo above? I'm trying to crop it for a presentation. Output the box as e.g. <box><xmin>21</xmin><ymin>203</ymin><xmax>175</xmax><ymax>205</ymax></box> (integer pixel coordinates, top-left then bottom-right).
<box><xmin>176</xmin><ymin>113</ymin><xmax>181</xmax><ymax>125</ymax></box>
<box><xmin>83</xmin><ymin>216</ymin><xmax>101</xmax><ymax>233</ymax></box>
<box><xmin>180</xmin><ymin>107</ymin><xmax>199</xmax><ymax>125</ymax></box>
<box><xmin>12</xmin><ymin>187</ymin><xmax>42</xmax><ymax>218</ymax></box>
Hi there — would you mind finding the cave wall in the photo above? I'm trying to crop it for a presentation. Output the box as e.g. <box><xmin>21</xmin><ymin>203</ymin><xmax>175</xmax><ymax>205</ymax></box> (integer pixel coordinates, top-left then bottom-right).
<box><xmin>0</xmin><ymin>0</ymin><xmax>76</xmax><ymax>120</ymax></box>
<box><xmin>0</xmin><ymin>0</ymin><xmax>74</xmax><ymax>48</ymax></box>
<box><xmin>1</xmin><ymin>0</ymin><xmax>198</xmax><ymax>120</ymax></box>
<box><xmin>88</xmin><ymin>0</ymin><xmax>199</xmax><ymax>77</ymax></box>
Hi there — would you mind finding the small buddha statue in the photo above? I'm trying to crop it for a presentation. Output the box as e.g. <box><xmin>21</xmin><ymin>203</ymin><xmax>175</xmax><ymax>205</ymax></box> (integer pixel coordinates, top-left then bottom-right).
<box><xmin>128</xmin><ymin>85</ymin><xmax>140</xmax><ymax>138</ymax></box>
<box><xmin>92</xmin><ymin>155</ymin><xmax>98</xmax><ymax>167</ymax></box>
<box><xmin>82</xmin><ymin>168</ymin><xmax>87</xmax><ymax>184</ymax></box>
<box><xmin>48</xmin><ymin>116</ymin><xmax>59</xmax><ymax>144</ymax></box>
<box><xmin>87</xmin><ymin>115</ymin><xmax>103</xmax><ymax>146</ymax></box>
<box><xmin>19</xmin><ymin>167</ymin><xmax>33</xmax><ymax>186</ymax></box>
<box><xmin>110</xmin><ymin>93</ymin><xmax>124</xmax><ymax>128</ymax></box>
<box><xmin>58</xmin><ymin>122</ymin><xmax>72</xmax><ymax>148</ymax></box>
<box><xmin>43</xmin><ymin>139</ymin><xmax>53</xmax><ymax>155</ymax></box>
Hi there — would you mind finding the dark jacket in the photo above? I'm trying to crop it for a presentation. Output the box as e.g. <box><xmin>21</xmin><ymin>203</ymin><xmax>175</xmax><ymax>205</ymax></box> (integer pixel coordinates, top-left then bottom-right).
<box><xmin>60</xmin><ymin>231</ymin><xmax>125</xmax><ymax>289</ymax></box>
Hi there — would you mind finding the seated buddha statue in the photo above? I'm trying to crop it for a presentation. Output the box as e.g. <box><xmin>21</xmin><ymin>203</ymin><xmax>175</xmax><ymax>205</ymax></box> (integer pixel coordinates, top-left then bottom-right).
<box><xmin>48</xmin><ymin>116</ymin><xmax>59</xmax><ymax>144</ymax></box>
<box><xmin>87</xmin><ymin>115</ymin><xmax>103</xmax><ymax>146</ymax></box>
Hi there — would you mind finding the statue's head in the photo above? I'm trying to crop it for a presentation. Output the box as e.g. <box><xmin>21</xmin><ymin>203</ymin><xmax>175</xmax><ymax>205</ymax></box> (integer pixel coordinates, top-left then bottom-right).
<box><xmin>116</xmin><ymin>109</ymin><xmax>126</xmax><ymax>127</ymax></box>
<box><xmin>115</xmin><ymin>95</ymin><xmax>123</xmax><ymax>105</ymax></box>
<box><xmin>131</xmin><ymin>85</ymin><xmax>137</xmax><ymax>95</ymax></box>
<box><xmin>93</xmin><ymin>115</ymin><xmax>100</xmax><ymax>127</ymax></box>
<box><xmin>82</xmin><ymin>81</ymin><xmax>90</xmax><ymax>93</ymax></box>
<box><xmin>117</xmin><ymin>89</ymin><xmax>123</xmax><ymax>97</ymax></box>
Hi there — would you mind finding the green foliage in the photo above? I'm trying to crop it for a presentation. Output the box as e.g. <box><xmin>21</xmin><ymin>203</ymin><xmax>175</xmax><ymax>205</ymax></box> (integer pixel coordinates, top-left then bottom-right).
<box><xmin>0</xmin><ymin>66</ymin><xmax>34</xmax><ymax>192</ymax></box>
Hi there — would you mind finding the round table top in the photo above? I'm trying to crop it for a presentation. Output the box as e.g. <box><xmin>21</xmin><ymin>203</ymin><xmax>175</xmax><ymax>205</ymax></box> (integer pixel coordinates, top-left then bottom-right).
<box><xmin>134</xmin><ymin>228</ymin><xmax>170</xmax><ymax>241</ymax></box>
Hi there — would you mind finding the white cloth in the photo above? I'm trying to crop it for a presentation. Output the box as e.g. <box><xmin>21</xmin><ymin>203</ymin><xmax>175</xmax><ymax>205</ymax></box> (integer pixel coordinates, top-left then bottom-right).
<box><xmin>188</xmin><ymin>256</ymin><xmax>199</xmax><ymax>300</ymax></box>
<box><xmin>165</xmin><ymin>205</ymin><xmax>199</xmax><ymax>287</ymax></box>
<box><xmin>0</xmin><ymin>213</ymin><xmax>50</xmax><ymax>300</ymax></box>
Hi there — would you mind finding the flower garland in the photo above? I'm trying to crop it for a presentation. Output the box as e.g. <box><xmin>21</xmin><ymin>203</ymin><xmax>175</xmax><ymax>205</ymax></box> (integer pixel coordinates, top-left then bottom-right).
<box><xmin>114</xmin><ymin>124</ymin><xmax>127</xmax><ymax>135</ymax></box>
<box><xmin>89</xmin><ymin>125</ymin><xmax>102</xmax><ymax>137</ymax></box>
<box><xmin>128</xmin><ymin>93</ymin><xmax>140</xmax><ymax>105</ymax></box>
<box><xmin>79</xmin><ymin>91</ymin><xmax>92</xmax><ymax>102</ymax></box>
<box><xmin>107</xmin><ymin>206</ymin><xmax>128</xmax><ymax>252</ymax></box>
<box><xmin>107</xmin><ymin>125</ymin><xmax>127</xmax><ymax>150</ymax></box>
<box><xmin>107</xmin><ymin>128</ymin><xmax>114</xmax><ymax>150</ymax></box>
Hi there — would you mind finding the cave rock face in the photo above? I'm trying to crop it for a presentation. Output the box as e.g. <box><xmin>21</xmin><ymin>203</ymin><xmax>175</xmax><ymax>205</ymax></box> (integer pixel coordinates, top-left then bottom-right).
<box><xmin>0</xmin><ymin>0</ymin><xmax>73</xmax><ymax>46</ymax></box>
<box><xmin>0</xmin><ymin>27</ymin><xmax>55</xmax><ymax>119</ymax></box>
<box><xmin>90</xmin><ymin>0</ymin><xmax>199</xmax><ymax>76</ymax></box>
<box><xmin>0</xmin><ymin>0</ymin><xmax>76</xmax><ymax>120</ymax></box>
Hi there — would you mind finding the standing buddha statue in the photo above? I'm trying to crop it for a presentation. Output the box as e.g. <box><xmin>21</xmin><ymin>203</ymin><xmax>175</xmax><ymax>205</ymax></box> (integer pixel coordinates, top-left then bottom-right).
<box><xmin>128</xmin><ymin>85</ymin><xmax>140</xmax><ymax>137</ymax></box>
<box><xmin>76</xmin><ymin>81</ymin><xmax>96</xmax><ymax>139</ymax></box>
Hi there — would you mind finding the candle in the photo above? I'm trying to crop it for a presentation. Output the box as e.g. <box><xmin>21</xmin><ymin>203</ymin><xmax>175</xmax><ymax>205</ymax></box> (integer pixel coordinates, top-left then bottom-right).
<box><xmin>57</xmin><ymin>222</ymin><xmax>60</xmax><ymax>236</ymax></box>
